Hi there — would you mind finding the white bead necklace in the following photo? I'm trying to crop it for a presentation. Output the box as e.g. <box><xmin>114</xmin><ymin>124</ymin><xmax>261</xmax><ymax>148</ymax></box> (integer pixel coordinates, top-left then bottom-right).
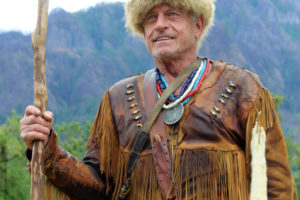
<box><xmin>162</xmin><ymin>60</ymin><xmax>204</xmax><ymax>110</ymax></box>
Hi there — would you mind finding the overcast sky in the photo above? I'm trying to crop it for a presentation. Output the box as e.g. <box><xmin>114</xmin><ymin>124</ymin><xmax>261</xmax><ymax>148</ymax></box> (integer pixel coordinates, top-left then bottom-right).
<box><xmin>0</xmin><ymin>0</ymin><xmax>128</xmax><ymax>33</ymax></box>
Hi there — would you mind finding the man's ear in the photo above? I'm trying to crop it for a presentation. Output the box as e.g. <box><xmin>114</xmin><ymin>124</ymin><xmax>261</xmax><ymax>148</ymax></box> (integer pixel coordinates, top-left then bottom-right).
<box><xmin>195</xmin><ymin>15</ymin><xmax>204</xmax><ymax>39</ymax></box>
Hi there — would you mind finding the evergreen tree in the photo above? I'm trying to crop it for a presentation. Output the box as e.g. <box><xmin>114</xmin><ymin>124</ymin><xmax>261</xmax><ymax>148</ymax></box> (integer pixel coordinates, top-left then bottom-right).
<box><xmin>0</xmin><ymin>111</ymin><xmax>30</xmax><ymax>200</ymax></box>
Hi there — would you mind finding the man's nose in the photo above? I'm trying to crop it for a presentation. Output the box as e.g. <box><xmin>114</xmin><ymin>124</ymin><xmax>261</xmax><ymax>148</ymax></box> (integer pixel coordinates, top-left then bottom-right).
<box><xmin>154</xmin><ymin>14</ymin><xmax>168</xmax><ymax>31</ymax></box>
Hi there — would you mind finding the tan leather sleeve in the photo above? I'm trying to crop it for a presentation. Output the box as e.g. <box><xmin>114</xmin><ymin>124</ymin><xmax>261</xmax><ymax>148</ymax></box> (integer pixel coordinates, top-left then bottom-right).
<box><xmin>243</xmin><ymin>78</ymin><xmax>296</xmax><ymax>199</ymax></box>
<box><xmin>265</xmin><ymin>115</ymin><xmax>297</xmax><ymax>199</ymax></box>
<box><xmin>43</xmin><ymin>92</ymin><xmax>113</xmax><ymax>199</ymax></box>
<box><xmin>237</xmin><ymin>70</ymin><xmax>296</xmax><ymax>199</ymax></box>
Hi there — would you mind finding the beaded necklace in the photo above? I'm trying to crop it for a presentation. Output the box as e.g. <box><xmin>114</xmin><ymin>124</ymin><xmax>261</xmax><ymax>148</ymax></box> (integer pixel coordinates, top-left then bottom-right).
<box><xmin>156</xmin><ymin>68</ymin><xmax>197</xmax><ymax>103</ymax></box>
<box><xmin>156</xmin><ymin>58</ymin><xmax>209</xmax><ymax>108</ymax></box>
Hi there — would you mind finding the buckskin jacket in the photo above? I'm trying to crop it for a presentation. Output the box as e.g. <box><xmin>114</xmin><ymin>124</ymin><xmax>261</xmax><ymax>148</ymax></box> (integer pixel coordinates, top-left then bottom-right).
<box><xmin>40</xmin><ymin>60</ymin><xmax>297</xmax><ymax>200</ymax></box>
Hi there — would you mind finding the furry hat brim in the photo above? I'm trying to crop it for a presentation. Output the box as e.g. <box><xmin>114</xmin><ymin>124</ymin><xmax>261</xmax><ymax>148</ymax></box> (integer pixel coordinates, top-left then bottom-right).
<box><xmin>124</xmin><ymin>0</ymin><xmax>215</xmax><ymax>49</ymax></box>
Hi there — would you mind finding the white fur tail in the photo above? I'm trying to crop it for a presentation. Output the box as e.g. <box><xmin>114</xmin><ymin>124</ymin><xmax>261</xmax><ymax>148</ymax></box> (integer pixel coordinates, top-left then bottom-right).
<box><xmin>250</xmin><ymin>120</ymin><xmax>267</xmax><ymax>200</ymax></box>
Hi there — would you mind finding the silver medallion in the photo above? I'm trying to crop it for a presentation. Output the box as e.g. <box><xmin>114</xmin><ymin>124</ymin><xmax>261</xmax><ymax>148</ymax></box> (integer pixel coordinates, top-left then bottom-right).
<box><xmin>163</xmin><ymin>103</ymin><xmax>184</xmax><ymax>125</ymax></box>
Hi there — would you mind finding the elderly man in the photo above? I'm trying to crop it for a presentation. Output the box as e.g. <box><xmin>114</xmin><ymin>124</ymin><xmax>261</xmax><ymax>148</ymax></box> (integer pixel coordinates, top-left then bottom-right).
<box><xmin>20</xmin><ymin>0</ymin><xmax>296</xmax><ymax>199</ymax></box>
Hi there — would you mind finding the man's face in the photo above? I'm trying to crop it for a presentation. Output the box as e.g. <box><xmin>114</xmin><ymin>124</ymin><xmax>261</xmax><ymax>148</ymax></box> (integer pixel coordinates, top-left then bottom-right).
<box><xmin>143</xmin><ymin>4</ymin><xmax>203</xmax><ymax>60</ymax></box>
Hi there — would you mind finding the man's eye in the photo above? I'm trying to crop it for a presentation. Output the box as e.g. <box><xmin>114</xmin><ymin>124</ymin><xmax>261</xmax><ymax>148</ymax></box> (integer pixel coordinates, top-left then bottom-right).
<box><xmin>146</xmin><ymin>15</ymin><xmax>156</xmax><ymax>21</ymax></box>
<box><xmin>168</xmin><ymin>12</ymin><xmax>178</xmax><ymax>17</ymax></box>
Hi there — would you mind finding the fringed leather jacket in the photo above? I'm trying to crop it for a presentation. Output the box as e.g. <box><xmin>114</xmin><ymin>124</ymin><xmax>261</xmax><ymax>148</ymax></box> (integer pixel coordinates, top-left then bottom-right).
<box><xmin>41</xmin><ymin>60</ymin><xmax>297</xmax><ymax>200</ymax></box>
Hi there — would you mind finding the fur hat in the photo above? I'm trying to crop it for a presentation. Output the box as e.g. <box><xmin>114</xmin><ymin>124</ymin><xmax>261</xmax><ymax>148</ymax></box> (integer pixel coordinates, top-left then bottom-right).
<box><xmin>124</xmin><ymin>0</ymin><xmax>215</xmax><ymax>48</ymax></box>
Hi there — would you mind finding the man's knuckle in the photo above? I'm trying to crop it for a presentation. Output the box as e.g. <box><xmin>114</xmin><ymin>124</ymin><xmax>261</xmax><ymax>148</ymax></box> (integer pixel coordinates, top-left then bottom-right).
<box><xmin>19</xmin><ymin>118</ymin><xmax>24</xmax><ymax>126</ymax></box>
<box><xmin>33</xmin><ymin>123</ymin><xmax>43</xmax><ymax>131</ymax></box>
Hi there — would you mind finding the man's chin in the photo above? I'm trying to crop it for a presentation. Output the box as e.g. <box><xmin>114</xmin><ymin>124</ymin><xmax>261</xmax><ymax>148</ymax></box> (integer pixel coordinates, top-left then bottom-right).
<box><xmin>152</xmin><ymin>50</ymin><xmax>177</xmax><ymax>59</ymax></box>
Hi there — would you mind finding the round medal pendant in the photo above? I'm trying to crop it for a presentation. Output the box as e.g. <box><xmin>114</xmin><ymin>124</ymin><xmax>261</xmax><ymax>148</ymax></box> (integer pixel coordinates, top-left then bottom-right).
<box><xmin>163</xmin><ymin>103</ymin><xmax>184</xmax><ymax>125</ymax></box>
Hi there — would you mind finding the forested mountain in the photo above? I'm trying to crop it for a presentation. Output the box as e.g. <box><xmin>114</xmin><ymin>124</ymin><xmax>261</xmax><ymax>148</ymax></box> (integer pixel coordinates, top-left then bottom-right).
<box><xmin>0</xmin><ymin>1</ymin><xmax>299</xmax><ymax>134</ymax></box>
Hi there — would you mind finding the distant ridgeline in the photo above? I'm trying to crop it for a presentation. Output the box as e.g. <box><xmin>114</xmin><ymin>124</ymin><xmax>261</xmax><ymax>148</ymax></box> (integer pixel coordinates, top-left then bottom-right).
<box><xmin>0</xmin><ymin>0</ymin><xmax>299</xmax><ymax>131</ymax></box>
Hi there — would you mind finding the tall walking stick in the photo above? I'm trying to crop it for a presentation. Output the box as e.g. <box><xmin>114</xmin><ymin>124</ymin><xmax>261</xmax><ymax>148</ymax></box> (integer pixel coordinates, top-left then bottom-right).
<box><xmin>31</xmin><ymin>0</ymin><xmax>49</xmax><ymax>199</ymax></box>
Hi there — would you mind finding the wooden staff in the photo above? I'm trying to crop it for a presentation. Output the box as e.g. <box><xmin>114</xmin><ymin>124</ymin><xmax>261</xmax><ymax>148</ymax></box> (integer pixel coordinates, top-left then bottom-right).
<box><xmin>31</xmin><ymin>0</ymin><xmax>49</xmax><ymax>199</ymax></box>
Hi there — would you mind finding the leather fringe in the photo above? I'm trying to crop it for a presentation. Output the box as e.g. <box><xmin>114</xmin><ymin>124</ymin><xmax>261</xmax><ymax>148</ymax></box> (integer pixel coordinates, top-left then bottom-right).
<box><xmin>96</xmin><ymin>91</ymin><xmax>162</xmax><ymax>199</ymax></box>
<box><xmin>113</xmin><ymin>152</ymin><xmax>162</xmax><ymax>200</ymax></box>
<box><xmin>245</xmin><ymin>88</ymin><xmax>276</xmax><ymax>199</ymax></box>
<box><xmin>102</xmin><ymin>148</ymin><xmax>248</xmax><ymax>200</ymax></box>
<box><xmin>245</xmin><ymin>88</ymin><xmax>276</xmax><ymax>170</ymax></box>
<box><xmin>96</xmin><ymin>92</ymin><xmax>161</xmax><ymax>199</ymax></box>
<box><xmin>45</xmin><ymin>180</ymin><xmax>70</xmax><ymax>200</ymax></box>
<box><xmin>173</xmin><ymin>149</ymin><xmax>248</xmax><ymax>200</ymax></box>
<box><xmin>100</xmin><ymin>142</ymin><xmax>248</xmax><ymax>200</ymax></box>
<box><xmin>95</xmin><ymin>91</ymin><xmax>120</xmax><ymax>195</ymax></box>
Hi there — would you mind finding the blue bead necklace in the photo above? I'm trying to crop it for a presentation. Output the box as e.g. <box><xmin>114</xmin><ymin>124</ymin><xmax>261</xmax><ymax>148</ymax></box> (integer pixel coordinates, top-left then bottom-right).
<box><xmin>156</xmin><ymin>68</ymin><xmax>197</xmax><ymax>103</ymax></box>
<box><xmin>156</xmin><ymin>59</ymin><xmax>207</xmax><ymax>106</ymax></box>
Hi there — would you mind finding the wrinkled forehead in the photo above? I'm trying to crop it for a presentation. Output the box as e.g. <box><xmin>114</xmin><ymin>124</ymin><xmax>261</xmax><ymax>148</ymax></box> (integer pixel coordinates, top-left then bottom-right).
<box><xmin>143</xmin><ymin>3</ymin><xmax>192</xmax><ymax>25</ymax></box>
<box><xmin>145</xmin><ymin>3</ymin><xmax>190</xmax><ymax>16</ymax></box>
